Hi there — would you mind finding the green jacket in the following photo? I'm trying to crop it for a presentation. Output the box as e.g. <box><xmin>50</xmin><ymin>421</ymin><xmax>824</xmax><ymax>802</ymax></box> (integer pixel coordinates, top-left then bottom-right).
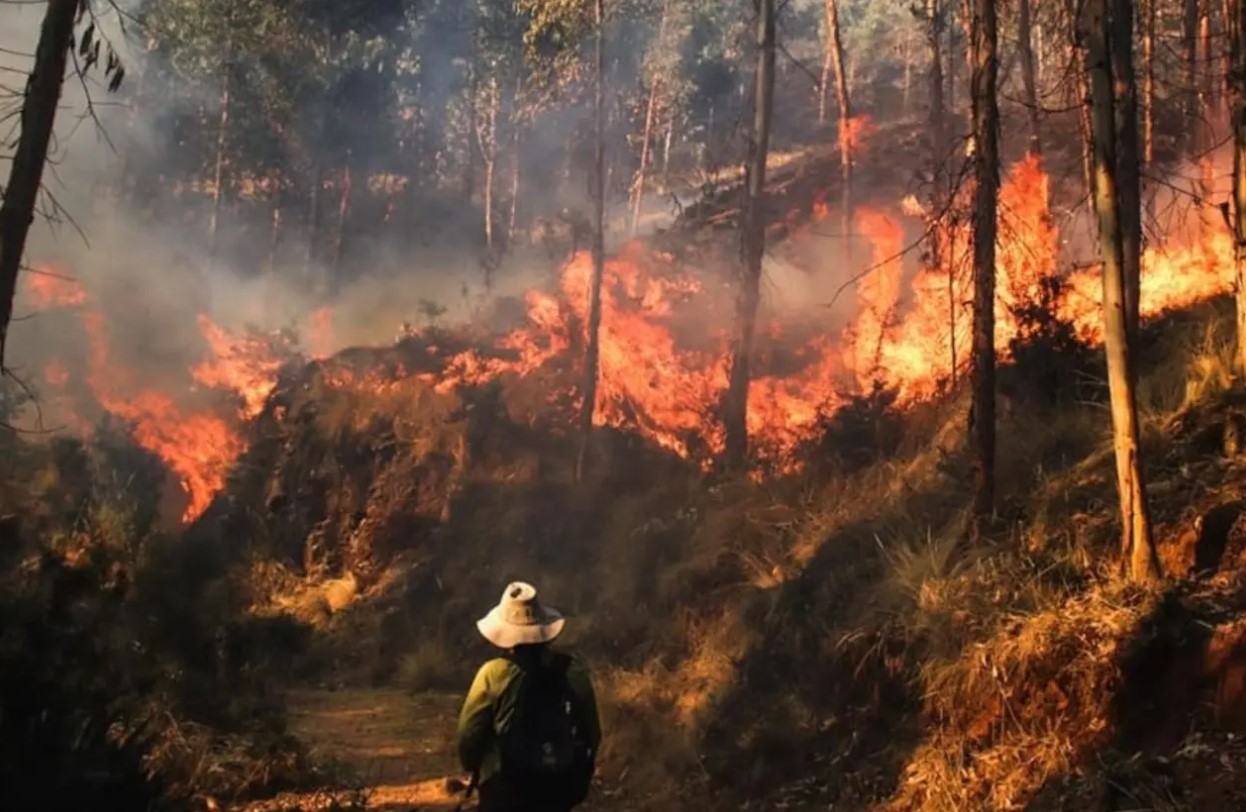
<box><xmin>456</xmin><ymin>649</ymin><xmax>601</xmax><ymax>785</ymax></box>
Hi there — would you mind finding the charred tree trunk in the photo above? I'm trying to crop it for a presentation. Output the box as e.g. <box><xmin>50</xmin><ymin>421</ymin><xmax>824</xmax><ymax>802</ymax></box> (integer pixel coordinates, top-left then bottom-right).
<box><xmin>576</xmin><ymin>0</ymin><xmax>608</xmax><ymax>482</ymax></box>
<box><xmin>0</xmin><ymin>0</ymin><xmax>78</xmax><ymax>366</ymax></box>
<box><xmin>207</xmin><ymin>48</ymin><xmax>232</xmax><ymax>267</ymax></box>
<box><xmin>970</xmin><ymin>0</ymin><xmax>999</xmax><ymax>539</ymax></box>
<box><xmin>1085</xmin><ymin>0</ymin><xmax>1161</xmax><ymax>582</ymax></box>
<box><xmin>724</xmin><ymin>0</ymin><xmax>776</xmax><ymax>470</ymax></box>
<box><xmin>1232</xmin><ymin>0</ymin><xmax>1246</xmax><ymax>374</ymax></box>
<box><xmin>825</xmin><ymin>0</ymin><xmax>853</xmax><ymax>242</ymax></box>
<box><xmin>1019</xmin><ymin>0</ymin><xmax>1042</xmax><ymax>155</ymax></box>
<box><xmin>1112</xmin><ymin>0</ymin><xmax>1143</xmax><ymax>339</ymax></box>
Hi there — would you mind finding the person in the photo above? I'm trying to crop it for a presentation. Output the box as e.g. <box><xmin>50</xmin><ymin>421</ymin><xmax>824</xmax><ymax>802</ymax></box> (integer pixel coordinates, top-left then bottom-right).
<box><xmin>456</xmin><ymin>582</ymin><xmax>601</xmax><ymax>812</ymax></box>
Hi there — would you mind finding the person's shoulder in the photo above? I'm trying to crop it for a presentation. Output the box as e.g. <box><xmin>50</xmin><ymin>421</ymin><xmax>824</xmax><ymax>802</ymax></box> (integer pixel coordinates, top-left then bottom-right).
<box><xmin>474</xmin><ymin>656</ymin><xmax>519</xmax><ymax>684</ymax></box>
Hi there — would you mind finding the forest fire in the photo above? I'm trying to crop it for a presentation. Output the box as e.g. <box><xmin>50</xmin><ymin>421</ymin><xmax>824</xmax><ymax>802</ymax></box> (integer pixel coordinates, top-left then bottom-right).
<box><xmin>14</xmin><ymin>155</ymin><xmax>1240</xmax><ymax>518</ymax></box>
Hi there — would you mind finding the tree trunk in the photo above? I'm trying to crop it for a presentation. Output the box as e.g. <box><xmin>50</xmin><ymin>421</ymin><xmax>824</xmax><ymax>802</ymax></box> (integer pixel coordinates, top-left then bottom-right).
<box><xmin>661</xmin><ymin>112</ymin><xmax>675</xmax><ymax>191</ymax></box>
<box><xmin>970</xmin><ymin>0</ymin><xmax>999</xmax><ymax>539</ymax></box>
<box><xmin>1143</xmin><ymin>0</ymin><xmax>1156</xmax><ymax>165</ymax></box>
<box><xmin>1018</xmin><ymin>0</ymin><xmax>1042</xmax><ymax>155</ymax></box>
<box><xmin>305</xmin><ymin>161</ymin><xmax>324</xmax><ymax>285</ymax></box>
<box><xmin>826</xmin><ymin>0</ymin><xmax>852</xmax><ymax>242</ymax></box>
<box><xmin>903</xmin><ymin>31</ymin><xmax>914</xmax><ymax>114</ymax></box>
<box><xmin>1068</xmin><ymin>0</ymin><xmax>1097</xmax><ymax>220</ymax></box>
<box><xmin>1185</xmin><ymin>0</ymin><xmax>1201</xmax><ymax>151</ymax></box>
<box><xmin>265</xmin><ymin>204</ymin><xmax>282</xmax><ymax>322</ymax></box>
<box><xmin>0</xmin><ymin>0</ymin><xmax>78</xmax><ymax>366</ymax></box>
<box><xmin>329</xmin><ymin>155</ymin><xmax>353</xmax><ymax>293</ymax></box>
<box><xmin>1085</xmin><ymin>0</ymin><xmax>1161</xmax><ymax>582</ymax></box>
<box><xmin>632</xmin><ymin>0</ymin><xmax>668</xmax><ymax>240</ymax></box>
<box><xmin>464</xmin><ymin>66</ymin><xmax>479</xmax><ymax>204</ymax></box>
<box><xmin>724</xmin><ymin>0</ymin><xmax>776</xmax><ymax>470</ymax></box>
<box><xmin>207</xmin><ymin>48</ymin><xmax>232</xmax><ymax>268</ymax></box>
<box><xmin>576</xmin><ymin>0</ymin><xmax>608</xmax><ymax>482</ymax></box>
<box><xmin>1232</xmin><ymin>0</ymin><xmax>1246</xmax><ymax>375</ymax></box>
<box><xmin>926</xmin><ymin>0</ymin><xmax>954</xmax><ymax>387</ymax></box>
<box><xmin>508</xmin><ymin>127</ymin><xmax>522</xmax><ymax>249</ymax></box>
<box><xmin>1112</xmin><ymin>0</ymin><xmax>1143</xmax><ymax>339</ymax></box>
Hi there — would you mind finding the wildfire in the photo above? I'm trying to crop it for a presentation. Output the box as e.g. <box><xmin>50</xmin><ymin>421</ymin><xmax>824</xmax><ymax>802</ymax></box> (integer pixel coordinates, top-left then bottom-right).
<box><xmin>11</xmin><ymin>151</ymin><xmax>1241</xmax><ymax>514</ymax></box>
<box><xmin>21</xmin><ymin>270</ymin><xmax>282</xmax><ymax>523</ymax></box>
<box><xmin>23</xmin><ymin>271</ymin><xmax>87</xmax><ymax>309</ymax></box>
<box><xmin>82</xmin><ymin>312</ymin><xmax>245</xmax><ymax>523</ymax></box>
<box><xmin>191</xmin><ymin>315</ymin><xmax>283</xmax><ymax>419</ymax></box>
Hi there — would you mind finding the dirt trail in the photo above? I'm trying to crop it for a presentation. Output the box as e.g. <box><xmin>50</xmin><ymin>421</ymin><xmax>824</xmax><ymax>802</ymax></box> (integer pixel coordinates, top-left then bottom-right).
<box><xmin>237</xmin><ymin>688</ymin><xmax>466</xmax><ymax>811</ymax></box>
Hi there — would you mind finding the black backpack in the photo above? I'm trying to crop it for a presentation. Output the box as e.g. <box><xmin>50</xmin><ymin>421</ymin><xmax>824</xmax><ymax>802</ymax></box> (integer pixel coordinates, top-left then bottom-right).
<box><xmin>497</xmin><ymin>652</ymin><xmax>594</xmax><ymax>805</ymax></box>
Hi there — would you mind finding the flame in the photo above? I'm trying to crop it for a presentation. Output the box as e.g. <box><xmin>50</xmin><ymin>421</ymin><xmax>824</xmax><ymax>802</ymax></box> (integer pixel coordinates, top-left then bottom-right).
<box><xmin>44</xmin><ymin>361</ymin><xmax>69</xmax><ymax>387</ymax></box>
<box><xmin>841</xmin><ymin>113</ymin><xmax>874</xmax><ymax>155</ymax></box>
<box><xmin>23</xmin><ymin>271</ymin><xmax>87</xmax><ymax>309</ymax></box>
<box><xmin>82</xmin><ymin>312</ymin><xmax>244</xmax><ymax>522</ymax></box>
<box><xmin>304</xmin><ymin>306</ymin><xmax>335</xmax><ymax>359</ymax></box>
<box><xmin>190</xmin><ymin>315</ymin><xmax>282</xmax><ymax>419</ymax></box>
<box><xmin>12</xmin><ymin>152</ymin><xmax>1242</xmax><ymax>511</ymax></box>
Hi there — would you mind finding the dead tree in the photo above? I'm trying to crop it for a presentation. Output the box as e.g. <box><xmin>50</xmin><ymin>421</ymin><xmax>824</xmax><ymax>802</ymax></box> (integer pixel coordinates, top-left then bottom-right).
<box><xmin>1085</xmin><ymin>0</ymin><xmax>1161</xmax><ymax>582</ymax></box>
<box><xmin>0</xmin><ymin>0</ymin><xmax>81</xmax><ymax>367</ymax></box>
<box><xmin>724</xmin><ymin>0</ymin><xmax>776</xmax><ymax>470</ymax></box>
<box><xmin>969</xmin><ymin>0</ymin><xmax>999</xmax><ymax>539</ymax></box>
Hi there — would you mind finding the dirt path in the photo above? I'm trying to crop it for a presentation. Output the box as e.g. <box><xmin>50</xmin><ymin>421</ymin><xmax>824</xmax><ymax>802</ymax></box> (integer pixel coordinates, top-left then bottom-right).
<box><xmin>236</xmin><ymin>687</ymin><xmax>467</xmax><ymax>811</ymax></box>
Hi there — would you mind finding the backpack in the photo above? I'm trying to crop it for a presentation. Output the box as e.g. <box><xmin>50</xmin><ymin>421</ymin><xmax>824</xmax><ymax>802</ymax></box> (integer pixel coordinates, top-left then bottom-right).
<box><xmin>497</xmin><ymin>652</ymin><xmax>594</xmax><ymax>805</ymax></box>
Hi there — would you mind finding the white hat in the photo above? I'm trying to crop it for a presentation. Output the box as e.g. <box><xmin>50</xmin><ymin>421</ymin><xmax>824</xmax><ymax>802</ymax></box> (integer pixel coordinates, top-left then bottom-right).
<box><xmin>476</xmin><ymin>582</ymin><xmax>566</xmax><ymax>648</ymax></box>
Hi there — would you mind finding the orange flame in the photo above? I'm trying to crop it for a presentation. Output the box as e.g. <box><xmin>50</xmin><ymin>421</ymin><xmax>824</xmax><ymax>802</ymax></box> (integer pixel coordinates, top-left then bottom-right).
<box><xmin>82</xmin><ymin>312</ymin><xmax>244</xmax><ymax>522</ymax></box>
<box><xmin>190</xmin><ymin>315</ymin><xmax>282</xmax><ymax>419</ymax></box>
<box><xmin>24</xmin><ymin>271</ymin><xmax>87</xmax><ymax>309</ymax></box>
<box><xmin>44</xmin><ymin>361</ymin><xmax>69</xmax><ymax>387</ymax></box>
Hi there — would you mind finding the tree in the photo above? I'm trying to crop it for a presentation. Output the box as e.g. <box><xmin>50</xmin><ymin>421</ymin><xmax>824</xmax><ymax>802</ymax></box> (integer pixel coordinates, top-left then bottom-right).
<box><xmin>0</xmin><ymin>0</ymin><xmax>122</xmax><ymax>367</ymax></box>
<box><xmin>1084</xmin><ymin>0</ymin><xmax>1161</xmax><ymax>582</ymax></box>
<box><xmin>1018</xmin><ymin>0</ymin><xmax>1042</xmax><ymax>155</ymax></box>
<box><xmin>1232</xmin><ymin>0</ymin><xmax>1246</xmax><ymax>375</ymax></box>
<box><xmin>575</xmin><ymin>0</ymin><xmax>607</xmax><ymax>482</ymax></box>
<box><xmin>724</xmin><ymin>0</ymin><xmax>776</xmax><ymax>469</ymax></box>
<box><xmin>969</xmin><ymin>0</ymin><xmax>999</xmax><ymax>538</ymax></box>
<box><xmin>1111</xmin><ymin>0</ymin><xmax>1143</xmax><ymax>338</ymax></box>
<box><xmin>823</xmin><ymin>0</ymin><xmax>852</xmax><ymax>243</ymax></box>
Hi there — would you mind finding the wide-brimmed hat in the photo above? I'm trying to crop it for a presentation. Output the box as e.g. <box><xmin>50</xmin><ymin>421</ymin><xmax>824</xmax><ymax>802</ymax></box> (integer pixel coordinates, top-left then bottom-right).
<box><xmin>476</xmin><ymin>582</ymin><xmax>566</xmax><ymax>649</ymax></box>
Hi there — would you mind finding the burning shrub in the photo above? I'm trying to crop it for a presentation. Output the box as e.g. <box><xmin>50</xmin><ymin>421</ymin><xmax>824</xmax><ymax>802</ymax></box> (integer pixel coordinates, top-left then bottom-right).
<box><xmin>1002</xmin><ymin>275</ymin><xmax>1099</xmax><ymax>410</ymax></box>
<box><xmin>805</xmin><ymin>380</ymin><xmax>905</xmax><ymax>475</ymax></box>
